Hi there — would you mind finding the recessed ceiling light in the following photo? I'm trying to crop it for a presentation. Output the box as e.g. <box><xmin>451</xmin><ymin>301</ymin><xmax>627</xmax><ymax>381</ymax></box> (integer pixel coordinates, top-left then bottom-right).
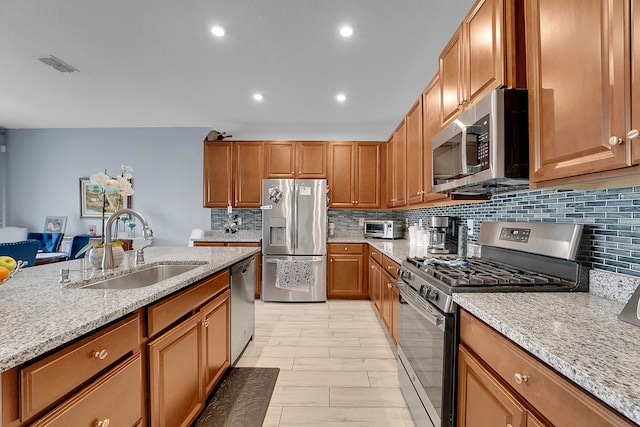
<box><xmin>336</xmin><ymin>93</ymin><xmax>347</xmax><ymax>102</ymax></box>
<box><xmin>340</xmin><ymin>26</ymin><xmax>353</xmax><ymax>37</ymax></box>
<box><xmin>253</xmin><ymin>93</ymin><xmax>263</xmax><ymax>101</ymax></box>
<box><xmin>211</xmin><ymin>26</ymin><xmax>225</xmax><ymax>37</ymax></box>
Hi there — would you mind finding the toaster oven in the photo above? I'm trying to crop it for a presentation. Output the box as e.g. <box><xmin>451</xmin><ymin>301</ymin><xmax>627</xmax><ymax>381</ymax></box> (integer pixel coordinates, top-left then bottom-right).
<box><xmin>364</xmin><ymin>220</ymin><xmax>403</xmax><ymax>239</ymax></box>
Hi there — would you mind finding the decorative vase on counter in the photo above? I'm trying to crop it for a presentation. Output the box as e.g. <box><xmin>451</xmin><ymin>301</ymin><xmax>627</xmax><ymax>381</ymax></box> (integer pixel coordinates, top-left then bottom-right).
<box><xmin>88</xmin><ymin>246</ymin><xmax>125</xmax><ymax>269</ymax></box>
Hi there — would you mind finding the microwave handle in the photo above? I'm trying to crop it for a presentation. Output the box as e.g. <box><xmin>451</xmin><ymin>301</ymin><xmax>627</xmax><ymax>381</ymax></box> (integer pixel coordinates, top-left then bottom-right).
<box><xmin>460</xmin><ymin>126</ymin><xmax>468</xmax><ymax>175</ymax></box>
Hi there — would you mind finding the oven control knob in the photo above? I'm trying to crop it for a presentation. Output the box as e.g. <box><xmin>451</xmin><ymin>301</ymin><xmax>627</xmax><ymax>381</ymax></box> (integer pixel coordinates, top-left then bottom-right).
<box><xmin>399</xmin><ymin>269</ymin><xmax>411</xmax><ymax>280</ymax></box>
<box><xmin>426</xmin><ymin>289</ymin><xmax>439</xmax><ymax>301</ymax></box>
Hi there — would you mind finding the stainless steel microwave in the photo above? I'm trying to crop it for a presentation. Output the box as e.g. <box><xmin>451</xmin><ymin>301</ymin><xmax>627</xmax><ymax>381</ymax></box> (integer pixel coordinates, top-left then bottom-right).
<box><xmin>364</xmin><ymin>220</ymin><xmax>403</xmax><ymax>239</ymax></box>
<box><xmin>431</xmin><ymin>88</ymin><xmax>529</xmax><ymax>195</ymax></box>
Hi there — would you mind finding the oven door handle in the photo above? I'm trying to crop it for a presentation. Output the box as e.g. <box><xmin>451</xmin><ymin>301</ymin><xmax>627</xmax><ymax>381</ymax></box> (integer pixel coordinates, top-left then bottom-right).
<box><xmin>396</xmin><ymin>284</ymin><xmax>445</xmax><ymax>329</ymax></box>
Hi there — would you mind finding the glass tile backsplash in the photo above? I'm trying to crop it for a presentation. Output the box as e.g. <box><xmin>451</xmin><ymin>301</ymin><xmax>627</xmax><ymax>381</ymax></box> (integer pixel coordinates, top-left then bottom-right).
<box><xmin>211</xmin><ymin>185</ymin><xmax>640</xmax><ymax>278</ymax></box>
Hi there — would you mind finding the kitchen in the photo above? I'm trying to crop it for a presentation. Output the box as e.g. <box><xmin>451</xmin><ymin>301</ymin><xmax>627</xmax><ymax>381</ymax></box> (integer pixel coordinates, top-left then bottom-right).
<box><xmin>2</xmin><ymin>0</ymin><xmax>640</xmax><ymax>426</ymax></box>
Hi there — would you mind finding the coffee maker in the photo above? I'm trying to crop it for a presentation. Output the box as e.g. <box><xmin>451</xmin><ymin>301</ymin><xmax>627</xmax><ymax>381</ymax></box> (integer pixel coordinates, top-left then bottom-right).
<box><xmin>426</xmin><ymin>216</ymin><xmax>457</xmax><ymax>254</ymax></box>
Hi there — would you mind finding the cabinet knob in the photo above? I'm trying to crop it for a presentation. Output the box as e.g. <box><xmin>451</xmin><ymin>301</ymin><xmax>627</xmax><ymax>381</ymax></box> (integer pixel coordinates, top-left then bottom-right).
<box><xmin>609</xmin><ymin>136</ymin><xmax>624</xmax><ymax>146</ymax></box>
<box><xmin>627</xmin><ymin>129</ymin><xmax>640</xmax><ymax>140</ymax></box>
<box><xmin>514</xmin><ymin>373</ymin><xmax>529</xmax><ymax>384</ymax></box>
<box><xmin>387</xmin><ymin>266</ymin><xmax>393</xmax><ymax>270</ymax></box>
<box><xmin>507</xmin><ymin>425</ymin><xmax>513</xmax><ymax>427</ymax></box>
<box><xmin>387</xmin><ymin>283</ymin><xmax>392</xmax><ymax>289</ymax></box>
<box><xmin>93</xmin><ymin>349</ymin><xmax>108</xmax><ymax>360</ymax></box>
<box><xmin>344</xmin><ymin>247</ymin><xmax>348</xmax><ymax>251</ymax></box>
<box><xmin>203</xmin><ymin>319</ymin><xmax>209</xmax><ymax>328</ymax></box>
<box><xmin>96</xmin><ymin>419</ymin><xmax>110</xmax><ymax>427</ymax></box>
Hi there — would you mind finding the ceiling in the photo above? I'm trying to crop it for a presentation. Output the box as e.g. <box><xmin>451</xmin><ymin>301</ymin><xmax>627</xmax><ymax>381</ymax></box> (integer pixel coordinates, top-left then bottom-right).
<box><xmin>0</xmin><ymin>0</ymin><xmax>475</xmax><ymax>140</ymax></box>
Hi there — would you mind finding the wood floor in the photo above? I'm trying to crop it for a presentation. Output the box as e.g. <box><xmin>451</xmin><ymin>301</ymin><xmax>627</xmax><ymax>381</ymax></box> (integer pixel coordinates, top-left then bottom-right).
<box><xmin>235</xmin><ymin>300</ymin><xmax>416</xmax><ymax>427</ymax></box>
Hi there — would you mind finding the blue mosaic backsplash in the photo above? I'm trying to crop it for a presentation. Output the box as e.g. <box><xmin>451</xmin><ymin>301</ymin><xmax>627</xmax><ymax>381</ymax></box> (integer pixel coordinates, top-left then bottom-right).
<box><xmin>210</xmin><ymin>184</ymin><xmax>640</xmax><ymax>278</ymax></box>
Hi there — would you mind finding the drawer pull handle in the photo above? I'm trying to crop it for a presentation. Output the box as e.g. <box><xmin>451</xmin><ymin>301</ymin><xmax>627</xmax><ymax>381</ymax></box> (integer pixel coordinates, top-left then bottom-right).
<box><xmin>387</xmin><ymin>266</ymin><xmax>393</xmax><ymax>270</ymax></box>
<box><xmin>203</xmin><ymin>319</ymin><xmax>210</xmax><ymax>328</ymax></box>
<box><xmin>96</xmin><ymin>419</ymin><xmax>110</xmax><ymax>427</ymax></box>
<box><xmin>514</xmin><ymin>373</ymin><xmax>529</xmax><ymax>384</ymax></box>
<box><xmin>93</xmin><ymin>349</ymin><xmax>108</xmax><ymax>360</ymax></box>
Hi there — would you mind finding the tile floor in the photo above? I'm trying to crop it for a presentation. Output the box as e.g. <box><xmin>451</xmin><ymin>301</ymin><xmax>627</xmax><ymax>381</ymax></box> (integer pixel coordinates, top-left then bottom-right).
<box><xmin>235</xmin><ymin>300</ymin><xmax>417</xmax><ymax>427</ymax></box>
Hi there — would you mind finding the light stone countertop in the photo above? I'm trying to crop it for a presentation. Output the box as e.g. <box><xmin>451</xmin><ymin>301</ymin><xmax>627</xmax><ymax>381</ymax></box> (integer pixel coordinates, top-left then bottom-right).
<box><xmin>192</xmin><ymin>230</ymin><xmax>262</xmax><ymax>243</ymax></box>
<box><xmin>453</xmin><ymin>292</ymin><xmax>640</xmax><ymax>424</ymax></box>
<box><xmin>0</xmin><ymin>246</ymin><xmax>259</xmax><ymax>373</ymax></box>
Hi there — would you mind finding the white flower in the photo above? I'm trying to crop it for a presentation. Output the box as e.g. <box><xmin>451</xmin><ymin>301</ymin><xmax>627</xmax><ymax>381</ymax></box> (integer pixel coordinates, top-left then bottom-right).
<box><xmin>89</xmin><ymin>172</ymin><xmax>110</xmax><ymax>187</ymax></box>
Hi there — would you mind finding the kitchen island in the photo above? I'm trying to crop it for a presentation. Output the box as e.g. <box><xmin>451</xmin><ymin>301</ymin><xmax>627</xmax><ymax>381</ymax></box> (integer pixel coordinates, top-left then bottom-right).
<box><xmin>0</xmin><ymin>245</ymin><xmax>259</xmax><ymax>372</ymax></box>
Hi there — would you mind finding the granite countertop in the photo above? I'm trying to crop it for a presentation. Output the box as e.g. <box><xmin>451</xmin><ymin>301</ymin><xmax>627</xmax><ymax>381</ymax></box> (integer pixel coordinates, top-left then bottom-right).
<box><xmin>192</xmin><ymin>230</ymin><xmax>262</xmax><ymax>243</ymax></box>
<box><xmin>453</xmin><ymin>292</ymin><xmax>640</xmax><ymax>424</ymax></box>
<box><xmin>0</xmin><ymin>246</ymin><xmax>259</xmax><ymax>373</ymax></box>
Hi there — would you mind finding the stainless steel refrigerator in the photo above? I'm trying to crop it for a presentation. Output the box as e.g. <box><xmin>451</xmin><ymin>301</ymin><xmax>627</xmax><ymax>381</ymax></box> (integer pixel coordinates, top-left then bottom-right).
<box><xmin>261</xmin><ymin>178</ymin><xmax>327</xmax><ymax>302</ymax></box>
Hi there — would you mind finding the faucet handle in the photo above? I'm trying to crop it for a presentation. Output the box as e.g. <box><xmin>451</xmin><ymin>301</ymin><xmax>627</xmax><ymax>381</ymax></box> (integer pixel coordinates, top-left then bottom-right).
<box><xmin>135</xmin><ymin>249</ymin><xmax>146</xmax><ymax>265</ymax></box>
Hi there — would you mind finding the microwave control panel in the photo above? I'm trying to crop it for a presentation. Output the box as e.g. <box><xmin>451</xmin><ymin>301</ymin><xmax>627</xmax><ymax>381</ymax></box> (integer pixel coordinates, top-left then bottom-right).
<box><xmin>468</xmin><ymin>114</ymin><xmax>491</xmax><ymax>171</ymax></box>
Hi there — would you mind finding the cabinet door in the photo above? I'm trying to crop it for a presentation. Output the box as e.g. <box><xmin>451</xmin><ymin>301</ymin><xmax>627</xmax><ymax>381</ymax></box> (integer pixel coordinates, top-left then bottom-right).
<box><xmin>203</xmin><ymin>141</ymin><xmax>233</xmax><ymax>208</ymax></box>
<box><xmin>633</xmin><ymin>0</ymin><xmax>640</xmax><ymax>165</ymax></box>
<box><xmin>234</xmin><ymin>142</ymin><xmax>264</xmax><ymax>207</ymax></box>
<box><xmin>457</xmin><ymin>345</ymin><xmax>527</xmax><ymax>427</ymax></box>
<box><xmin>440</xmin><ymin>26</ymin><xmax>464</xmax><ymax>126</ymax></box>
<box><xmin>328</xmin><ymin>247</ymin><xmax>365</xmax><ymax>299</ymax></box>
<box><xmin>406</xmin><ymin>98</ymin><xmax>424</xmax><ymax>205</ymax></box>
<box><xmin>202</xmin><ymin>290</ymin><xmax>230</xmax><ymax>395</ymax></box>
<box><xmin>381</xmin><ymin>270</ymin><xmax>394</xmax><ymax>334</ymax></box>
<box><xmin>148</xmin><ymin>312</ymin><xmax>204</xmax><ymax>427</ymax></box>
<box><xmin>369</xmin><ymin>258</ymin><xmax>382</xmax><ymax>314</ymax></box>
<box><xmin>465</xmin><ymin>0</ymin><xmax>505</xmax><ymax>106</ymax></box>
<box><xmin>329</xmin><ymin>142</ymin><xmax>356</xmax><ymax>207</ymax></box>
<box><xmin>422</xmin><ymin>75</ymin><xmax>450</xmax><ymax>202</ymax></box>
<box><xmin>355</xmin><ymin>142</ymin><xmax>382</xmax><ymax>208</ymax></box>
<box><xmin>265</xmin><ymin>141</ymin><xmax>296</xmax><ymax>178</ymax></box>
<box><xmin>393</xmin><ymin>121</ymin><xmax>407</xmax><ymax>207</ymax></box>
<box><xmin>386</xmin><ymin>134</ymin><xmax>395</xmax><ymax>207</ymax></box>
<box><xmin>298</xmin><ymin>141</ymin><xmax>328</xmax><ymax>178</ymax></box>
<box><xmin>391</xmin><ymin>284</ymin><xmax>399</xmax><ymax>345</ymax></box>
<box><xmin>526</xmin><ymin>0</ymin><xmax>631</xmax><ymax>182</ymax></box>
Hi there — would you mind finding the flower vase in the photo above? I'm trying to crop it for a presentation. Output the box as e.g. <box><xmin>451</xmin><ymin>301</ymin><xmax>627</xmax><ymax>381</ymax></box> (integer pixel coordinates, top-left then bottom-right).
<box><xmin>88</xmin><ymin>246</ymin><xmax>125</xmax><ymax>269</ymax></box>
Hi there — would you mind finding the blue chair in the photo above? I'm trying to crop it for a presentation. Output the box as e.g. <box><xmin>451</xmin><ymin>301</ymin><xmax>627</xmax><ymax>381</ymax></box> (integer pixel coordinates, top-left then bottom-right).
<box><xmin>68</xmin><ymin>234</ymin><xmax>91</xmax><ymax>259</ymax></box>
<box><xmin>0</xmin><ymin>240</ymin><xmax>40</xmax><ymax>268</ymax></box>
<box><xmin>26</xmin><ymin>232</ymin><xmax>64</xmax><ymax>253</ymax></box>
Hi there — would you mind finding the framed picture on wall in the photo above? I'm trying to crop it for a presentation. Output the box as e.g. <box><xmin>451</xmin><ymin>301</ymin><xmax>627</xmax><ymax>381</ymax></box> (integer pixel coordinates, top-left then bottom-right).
<box><xmin>43</xmin><ymin>216</ymin><xmax>67</xmax><ymax>233</ymax></box>
<box><xmin>79</xmin><ymin>177</ymin><xmax>132</xmax><ymax>218</ymax></box>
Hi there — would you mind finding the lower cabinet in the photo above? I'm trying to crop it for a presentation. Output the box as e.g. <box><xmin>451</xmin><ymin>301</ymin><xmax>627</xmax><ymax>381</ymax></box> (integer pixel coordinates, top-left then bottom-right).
<box><xmin>368</xmin><ymin>247</ymin><xmax>399</xmax><ymax>345</ymax></box>
<box><xmin>327</xmin><ymin>243</ymin><xmax>366</xmax><ymax>299</ymax></box>
<box><xmin>458</xmin><ymin>309</ymin><xmax>635</xmax><ymax>427</ymax></box>
<box><xmin>148</xmin><ymin>274</ymin><xmax>230</xmax><ymax>427</ymax></box>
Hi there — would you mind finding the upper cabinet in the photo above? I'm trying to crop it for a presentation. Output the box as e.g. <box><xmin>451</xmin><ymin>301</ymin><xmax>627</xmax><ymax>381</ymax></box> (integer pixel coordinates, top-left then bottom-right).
<box><xmin>386</xmin><ymin>121</ymin><xmax>407</xmax><ymax>208</ymax></box>
<box><xmin>265</xmin><ymin>141</ymin><xmax>328</xmax><ymax>179</ymax></box>
<box><xmin>329</xmin><ymin>142</ymin><xmax>383</xmax><ymax>208</ymax></box>
<box><xmin>422</xmin><ymin>75</ymin><xmax>450</xmax><ymax>203</ymax></box>
<box><xmin>439</xmin><ymin>0</ymin><xmax>522</xmax><ymax>127</ymax></box>
<box><xmin>406</xmin><ymin>97</ymin><xmax>424</xmax><ymax>205</ymax></box>
<box><xmin>203</xmin><ymin>141</ymin><xmax>264</xmax><ymax>208</ymax></box>
<box><xmin>526</xmin><ymin>0</ymin><xmax>640</xmax><ymax>185</ymax></box>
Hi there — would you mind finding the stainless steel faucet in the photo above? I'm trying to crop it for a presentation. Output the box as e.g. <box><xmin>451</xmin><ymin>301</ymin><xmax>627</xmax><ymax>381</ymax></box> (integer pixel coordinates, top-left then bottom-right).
<box><xmin>102</xmin><ymin>208</ymin><xmax>153</xmax><ymax>270</ymax></box>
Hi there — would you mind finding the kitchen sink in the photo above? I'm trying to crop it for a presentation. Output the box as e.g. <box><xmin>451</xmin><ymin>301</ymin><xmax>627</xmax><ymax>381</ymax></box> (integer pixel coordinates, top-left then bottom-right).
<box><xmin>82</xmin><ymin>263</ymin><xmax>202</xmax><ymax>290</ymax></box>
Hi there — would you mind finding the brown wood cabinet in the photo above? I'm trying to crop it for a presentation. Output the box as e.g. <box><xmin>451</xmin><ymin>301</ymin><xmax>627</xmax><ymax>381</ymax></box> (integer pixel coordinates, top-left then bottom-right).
<box><xmin>203</xmin><ymin>141</ymin><xmax>264</xmax><ymax>208</ymax></box>
<box><xmin>406</xmin><ymin>97</ymin><xmax>424</xmax><ymax>205</ymax></box>
<box><xmin>368</xmin><ymin>249</ymin><xmax>399</xmax><ymax>344</ymax></box>
<box><xmin>368</xmin><ymin>247</ymin><xmax>383</xmax><ymax>314</ymax></box>
<box><xmin>459</xmin><ymin>309</ymin><xmax>634</xmax><ymax>426</ymax></box>
<box><xmin>327</xmin><ymin>243</ymin><xmax>366</xmax><ymax>299</ymax></box>
<box><xmin>387</xmin><ymin>122</ymin><xmax>407</xmax><ymax>208</ymax></box>
<box><xmin>526</xmin><ymin>0</ymin><xmax>640</xmax><ymax>185</ymax></box>
<box><xmin>264</xmin><ymin>141</ymin><xmax>328</xmax><ymax>179</ymax></box>
<box><xmin>329</xmin><ymin>142</ymin><xmax>383</xmax><ymax>208</ymax></box>
<box><xmin>148</xmin><ymin>275</ymin><xmax>230</xmax><ymax>427</ymax></box>
<box><xmin>422</xmin><ymin>75</ymin><xmax>451</xmax><ymax>203</ymax></box>
<box><xmin>439</xmin><ymin>0</ymin><xmax>521</xmax><ymax>127</ymax></box>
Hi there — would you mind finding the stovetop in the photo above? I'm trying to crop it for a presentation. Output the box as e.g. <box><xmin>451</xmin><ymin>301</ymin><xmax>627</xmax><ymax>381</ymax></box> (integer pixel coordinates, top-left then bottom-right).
<box><xmin>404</xmin><ymin>256</ymin><xmax>563</xmax><ymax>288</ymax></box>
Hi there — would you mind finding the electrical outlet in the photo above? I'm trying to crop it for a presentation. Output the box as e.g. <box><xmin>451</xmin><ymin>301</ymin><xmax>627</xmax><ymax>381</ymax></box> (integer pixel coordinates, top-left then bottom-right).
<box><xmin>467</xmin><ymin>219</ymin><xmax>474</xmax><ymax>233</ymax></box>
<box><xmin>237</xmin><ymin>217</ymin><xmax>242</xmax><ymax>225</ymax></box>
<box><xmin>358</xmin><ymin>218</ymin><xmax>364</xmax><ymax>226</ymax></box>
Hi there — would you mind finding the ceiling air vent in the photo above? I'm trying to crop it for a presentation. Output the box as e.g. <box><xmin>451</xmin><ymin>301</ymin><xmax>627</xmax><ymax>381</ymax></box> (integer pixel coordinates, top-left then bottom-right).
<box><xmin>37</xmin><ymin>55</ymin><xmax>78</xmax><ymax>73</ymax></box>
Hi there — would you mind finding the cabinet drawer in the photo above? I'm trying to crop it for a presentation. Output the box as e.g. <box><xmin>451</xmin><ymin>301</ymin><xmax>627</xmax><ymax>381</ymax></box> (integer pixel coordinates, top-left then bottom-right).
<box><xmin>460</xmin><ymin>310</ymin><xmax>633</xmax><ymax>427</ymax></box>
<box><xmin>193</xmin><ymin>241</ymin><xmax>224</xmax><ymax>247</ymax></box>
<box><xmin>368</xmin><ymin>246</ymin><xmax>383</xmax><ymax>265</ymax></box>
<box><xmin>148</xmin><ymin>270</ymin><xmax>229</xmax><ymax>337</ymax></box>
<box><xmin>31</xmin><ymin>353</ymin><xmax>143</xmax><ymax>427</ymax></box>
<box><xmin>226</xmin><ymin>242</ymin><xmax>260</xmax><ymax>247</ymax></box>
<box><xmin>21</xmin><ymin>313</ymin><xmax>141</xmax><ymax>420</ymax></box>
<box><xmin>328</xmin><ymin>243</ymin><xmax>364</xmax><ymax>254</ymax></box>
<box><xmin>382</xmin><ymin>255</ymin><xmax>400</xmax><ymax>279</ymax></box>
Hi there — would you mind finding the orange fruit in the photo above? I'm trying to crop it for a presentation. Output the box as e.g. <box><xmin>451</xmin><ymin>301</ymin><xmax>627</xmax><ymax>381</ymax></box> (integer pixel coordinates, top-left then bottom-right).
<box><xmin>0</xmin><ymin>266</ymin><xmax>9</xmax><ymax>281</ymax></box>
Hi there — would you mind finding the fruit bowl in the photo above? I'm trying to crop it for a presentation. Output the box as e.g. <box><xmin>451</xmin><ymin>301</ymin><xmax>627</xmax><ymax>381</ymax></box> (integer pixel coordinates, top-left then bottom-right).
<box><xmin>0</xmin><ymin>260</ymin><xmax>27</xmax><ymax>286</ymax></box>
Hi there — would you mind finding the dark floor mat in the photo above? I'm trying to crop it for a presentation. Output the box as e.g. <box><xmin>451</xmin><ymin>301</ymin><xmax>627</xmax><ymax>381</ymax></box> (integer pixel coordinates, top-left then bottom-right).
<box><xmin>193</xmin><ymin>367</ymin><xmax>280</xmax><ymax>427</ymax></box>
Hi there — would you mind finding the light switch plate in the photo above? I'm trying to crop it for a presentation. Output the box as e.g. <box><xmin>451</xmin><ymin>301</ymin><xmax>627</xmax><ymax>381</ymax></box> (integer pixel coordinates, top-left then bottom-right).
<box><xmin>359</xmin><ymin>218</ymin><xmax>364</xmax><ymax>226</ymax></box>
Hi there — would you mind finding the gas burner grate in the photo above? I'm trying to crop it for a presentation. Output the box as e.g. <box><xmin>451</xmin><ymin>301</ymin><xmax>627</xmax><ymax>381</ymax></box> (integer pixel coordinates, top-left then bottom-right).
<box><xmin>407</xmin><ymin>257</ymin><xmax>563</xmax><ymax>287</ymax></box>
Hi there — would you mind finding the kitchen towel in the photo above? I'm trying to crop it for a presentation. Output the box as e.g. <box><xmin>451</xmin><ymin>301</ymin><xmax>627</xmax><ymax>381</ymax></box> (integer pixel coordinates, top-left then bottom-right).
<box><xmin>275</xmin><ymin>259</ymin><xmax>314</xmax><ymax>292</ymax></box>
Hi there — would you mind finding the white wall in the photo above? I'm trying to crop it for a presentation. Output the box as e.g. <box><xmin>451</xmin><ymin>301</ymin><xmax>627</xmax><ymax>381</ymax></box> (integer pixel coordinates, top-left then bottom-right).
<box><xmin>5</xmin><ymin>127</ymin><xmax>212</xmax><ymax>246</ymax></box>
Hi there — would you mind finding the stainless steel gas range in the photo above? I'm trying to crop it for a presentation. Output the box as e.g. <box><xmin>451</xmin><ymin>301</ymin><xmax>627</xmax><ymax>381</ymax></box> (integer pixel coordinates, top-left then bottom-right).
<box><xmin>395</xmin><ymin>221</ymin><xmax>588</xmax><ymax>427</ymax></box>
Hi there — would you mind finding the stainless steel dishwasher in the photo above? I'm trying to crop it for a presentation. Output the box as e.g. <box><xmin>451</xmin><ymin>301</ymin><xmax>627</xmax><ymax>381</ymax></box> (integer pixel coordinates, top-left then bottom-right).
<box><xmin>230</xmin><ymin>256</ymin><xmax>255</xmax><ymax>365</ymax></box>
